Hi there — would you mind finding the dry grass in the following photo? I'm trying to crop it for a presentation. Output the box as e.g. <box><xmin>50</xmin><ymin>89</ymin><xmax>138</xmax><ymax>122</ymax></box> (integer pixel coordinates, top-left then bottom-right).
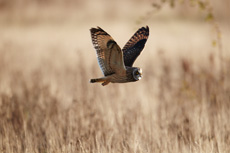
<box><xmin>0</xmin><ymin>1</ymin><xmax>230</xmax><ymax>153</ymax></box>
<box><xmin>0</xmin><ymin>39</ymin><xmax>230</xmax><ymax>153</ymax></box>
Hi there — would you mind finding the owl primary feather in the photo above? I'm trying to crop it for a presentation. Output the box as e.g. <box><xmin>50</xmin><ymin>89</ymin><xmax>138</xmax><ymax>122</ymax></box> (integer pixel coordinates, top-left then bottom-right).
<box><xmin>90</xmin><ymin>26</ymin><xmax>149</xmax><ymax>86</ymax></box>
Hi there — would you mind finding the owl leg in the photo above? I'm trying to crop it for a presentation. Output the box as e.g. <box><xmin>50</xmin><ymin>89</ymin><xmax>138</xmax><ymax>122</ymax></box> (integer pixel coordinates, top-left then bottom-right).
<box><xmin>101</xmin><ymin>81</ymin><xmax>110</xmax><ymax>86</ymax></box>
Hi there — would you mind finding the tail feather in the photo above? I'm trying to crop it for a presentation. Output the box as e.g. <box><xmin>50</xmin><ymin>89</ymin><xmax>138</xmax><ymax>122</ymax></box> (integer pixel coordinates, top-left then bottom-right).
<box><xmin>90</xmin><ymin>79</ymin><xmax>99</xmax><ymax>83</ymax></box>
<box><xmin>90</xmin><ymin>78</ymin><xmax>105</xmax><ymax>83</ymax></box>
<box><xmin>90</xmin><ymin>78</ymin><xmax>110</xmax><ymax>86</ymax></box>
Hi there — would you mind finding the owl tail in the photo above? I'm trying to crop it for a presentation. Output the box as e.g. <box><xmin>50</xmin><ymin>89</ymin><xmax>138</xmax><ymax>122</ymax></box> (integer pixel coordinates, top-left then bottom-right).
<box><xmin>90</xmin><ymin>78</ymin><xmax>110</xmax><ymax>86</ymax></box>
<box><xmin>90</xmin><ymin>78</ymin><xmax>102</xmax><ymax>83</ymax></box>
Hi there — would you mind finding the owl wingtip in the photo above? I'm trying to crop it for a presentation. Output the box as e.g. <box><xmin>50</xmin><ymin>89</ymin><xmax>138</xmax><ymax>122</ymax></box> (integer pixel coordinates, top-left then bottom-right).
<box><xmin>90</xmin><ymin>28</ymin><xmax>96</xmax><ymax>33</ymax></box>
<box><xmin>90</xmin><ymin>26</ymin><xmax>105</xmax><ymax>34</ymax></box>
<box><xmin>138</xmin><ymin>26</ymin><xmax>149</xmax><ymax>34</ymax></box>
<box><xmin>97</xmin><ymin>26</ymin><xmax>102</xmax><ymax>29</ymax></box>
<box><xmin>144</xmin><ymin>25</ymin><xmax>149</xmax><ymax>32</ymax></box>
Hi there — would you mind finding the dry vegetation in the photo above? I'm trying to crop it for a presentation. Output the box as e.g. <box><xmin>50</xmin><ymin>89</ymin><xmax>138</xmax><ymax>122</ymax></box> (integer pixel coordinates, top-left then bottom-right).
<box><xmin>0</xmin><ymin>0</ymin><xmax>230</xmax><ymax>152</ymax></box>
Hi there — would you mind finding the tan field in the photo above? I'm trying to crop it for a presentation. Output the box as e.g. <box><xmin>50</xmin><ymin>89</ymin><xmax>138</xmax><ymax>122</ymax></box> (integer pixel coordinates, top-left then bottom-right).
<box><xmin>0</xmin><ymin>0</ymin><xmax>230</xmax><ymax>152</ymax></box>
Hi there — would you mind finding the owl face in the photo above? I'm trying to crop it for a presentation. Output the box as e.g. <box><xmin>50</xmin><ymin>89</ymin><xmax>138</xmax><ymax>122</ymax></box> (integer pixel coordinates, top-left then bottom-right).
<box><xmin>132</xmin><ymin>68</ymin><xmax>142</xmax><ymax>81</ymax></box>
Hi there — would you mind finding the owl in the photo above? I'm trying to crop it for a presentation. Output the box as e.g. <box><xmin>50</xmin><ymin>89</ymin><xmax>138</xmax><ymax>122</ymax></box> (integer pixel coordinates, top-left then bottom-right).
<box><xmin>90</xmin><ymin>26</ymin><xmax>149</xmax><ymax>86</ymax></box>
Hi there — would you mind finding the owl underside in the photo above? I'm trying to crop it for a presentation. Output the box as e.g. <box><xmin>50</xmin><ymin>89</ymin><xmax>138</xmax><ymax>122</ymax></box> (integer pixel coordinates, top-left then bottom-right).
<box><xmin>90</xmin><ymin>66</ymin><xmax>137</xmax><ymax>86</ymax></box>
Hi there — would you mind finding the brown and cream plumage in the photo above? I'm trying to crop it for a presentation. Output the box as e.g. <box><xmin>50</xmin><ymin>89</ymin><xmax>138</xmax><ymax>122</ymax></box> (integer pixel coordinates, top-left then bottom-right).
<box><xmin>90</xmin><ymin>26</ymin><xmax>149</xmax><ymax>86</ymax></box>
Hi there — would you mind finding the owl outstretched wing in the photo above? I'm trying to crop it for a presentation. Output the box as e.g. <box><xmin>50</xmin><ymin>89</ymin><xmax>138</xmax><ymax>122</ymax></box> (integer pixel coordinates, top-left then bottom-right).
<box><xmin>90</xmin><ymin>27</ymin><xmax>126</xmax><ymax>76</ymax></box>
<box><xmin>122</xmin><ymin>26</ymin><xmax>149</xmax><ymax>67</ymax></box>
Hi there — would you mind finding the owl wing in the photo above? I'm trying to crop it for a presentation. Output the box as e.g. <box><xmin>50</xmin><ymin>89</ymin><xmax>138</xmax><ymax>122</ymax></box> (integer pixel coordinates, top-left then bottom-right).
<box><xmin>90</xmin><ymin>27</ymin><xmax>126</xmax><ymax>76</ymax></box>
<box><xmin>122</xmin><ymin>26</ymin><xmax>149</xmax><ymax>67</ymax></box>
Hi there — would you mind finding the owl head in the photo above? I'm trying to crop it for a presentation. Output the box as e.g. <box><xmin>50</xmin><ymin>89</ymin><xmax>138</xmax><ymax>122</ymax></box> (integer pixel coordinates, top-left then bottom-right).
<box><xmin>133</xmin><ymin>67</ymin><xmax>142</xmax><ymax>81</ymax></box>
<box><xmin>126</xmin><ymin>67</ymin><xmax>142</xmax><ymax>82</ymax></box>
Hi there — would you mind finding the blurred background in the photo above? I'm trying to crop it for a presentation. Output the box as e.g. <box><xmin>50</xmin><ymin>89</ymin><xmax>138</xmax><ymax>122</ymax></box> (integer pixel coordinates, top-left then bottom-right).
<box><xmin>0</xmin><ymin>0</ymin><xmax>230</xmax><ymax>152</ymax></box>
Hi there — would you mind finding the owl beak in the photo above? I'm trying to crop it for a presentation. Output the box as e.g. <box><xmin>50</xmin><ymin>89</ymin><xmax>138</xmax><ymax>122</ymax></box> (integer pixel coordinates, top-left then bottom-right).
<box><xmin>138</xmin><ymin>70</ymin><xmax>142</xmax><ymax>80</ymax></box>
<box><xmin>139</xmin><ymin>69</ymin><xmax>142</xmax><ymax>75</ymax></box>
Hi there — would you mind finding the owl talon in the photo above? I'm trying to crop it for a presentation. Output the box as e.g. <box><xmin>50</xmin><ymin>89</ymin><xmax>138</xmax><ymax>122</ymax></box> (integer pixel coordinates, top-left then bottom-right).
<box><xmin>102</xmin><ymin>81</ymin><xmax>109</xmax><ymax>86</ymax></box>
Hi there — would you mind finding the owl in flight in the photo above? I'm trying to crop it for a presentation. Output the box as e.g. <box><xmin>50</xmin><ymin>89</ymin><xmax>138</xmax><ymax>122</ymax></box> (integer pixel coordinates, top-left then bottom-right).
<box><xmin>90</xmin><ymin>26</ymin><xmax>149</xmax><ymax>86</ymax></box>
